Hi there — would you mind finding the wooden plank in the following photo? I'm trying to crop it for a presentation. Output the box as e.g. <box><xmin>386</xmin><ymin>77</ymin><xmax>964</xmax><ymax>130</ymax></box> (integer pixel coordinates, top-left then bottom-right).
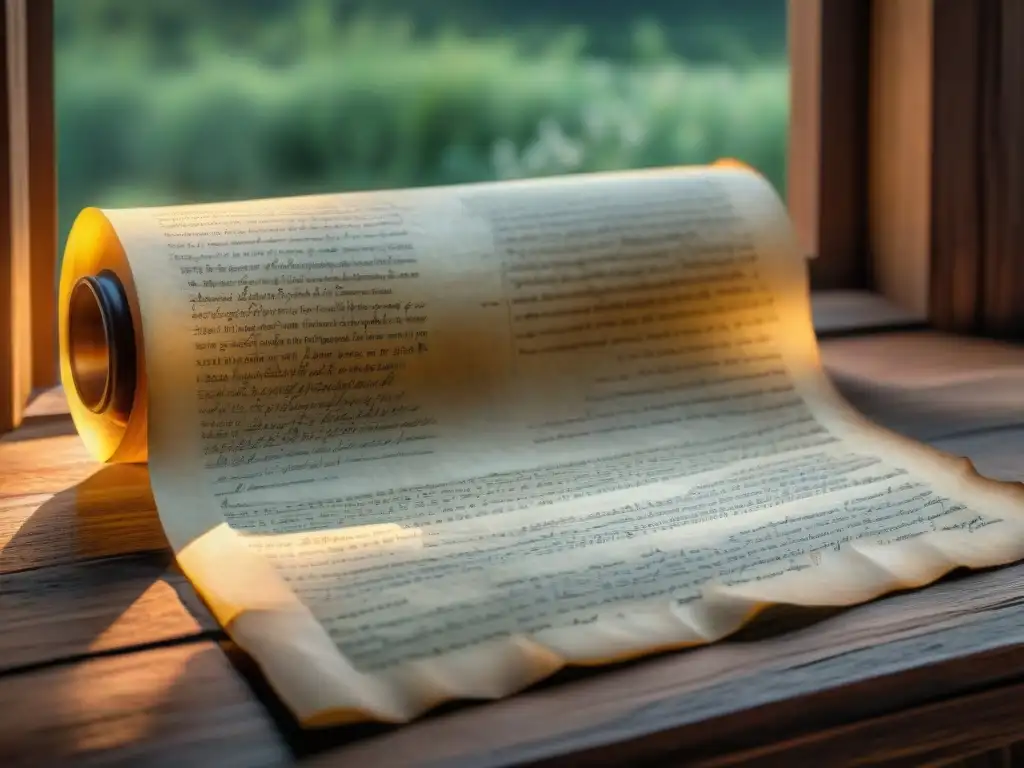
<box><xmin>0</xmin><ymin>554</ymin><xmax>217</xmax><ymax>673</ymax></box>
<box><xmin>787</xmin><ymin>0</ymin><xmax>869</xmax><ymax>290</ymax></box>
<box><xmin>24</xmin><ymin>384</ymin><xmax>69</xmax><ymax>418</ymax></box>
<box><xmin>823</xmin><ymin>330</ymin><xmax>1024</xmax><ymax>385</ymax></box>
<box><xmin>0</xmin><ymin>642</ymin><xmax>291</xmax><ymax>768</ymax></box>
<box><xmin>820</xmin><ymin>331</ymin><xmax>1024</xmax><ymax>459</ymax></box>
<box><xmin>811</xmin><ymin>290</ymin><xmax>926</xmax><ymax>336</ymax></box>
<box><xmin>954</xmin><ymin>748</ymin><xmax>1022</xmax><ymax>768</ymax></box>
<box><xmin>694</xmin><ymin>680</ymin><xmax>1024</xmax><ymax>767</ymax></box>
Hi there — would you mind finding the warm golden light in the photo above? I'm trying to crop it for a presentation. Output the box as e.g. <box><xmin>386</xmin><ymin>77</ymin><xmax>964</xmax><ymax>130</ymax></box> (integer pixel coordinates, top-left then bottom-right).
<box><xmin>66</xmin><ymin>270</ymin><xmax>137</xmax><ymax>423</ymax></box>
<box><xmin>60</xmin><ymin>208</ymin><xmax>149</xmax><ymax>463</ymax></box>
<box><xmin>67</xmin><ymin>276</ymin><xmax>112</xmax><ymax>414</ymax></box>
<box><xmin>53</xmin><ymin>162</ymin><xmax>1024</xmax><ymax>731</ymax></box>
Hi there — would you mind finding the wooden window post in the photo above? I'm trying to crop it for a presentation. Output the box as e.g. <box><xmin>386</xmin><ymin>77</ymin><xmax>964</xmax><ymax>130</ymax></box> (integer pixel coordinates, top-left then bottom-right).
<box><xmin>787</xmin><ymin>0</ymin><xmax>870</xmax><ymax>290</ymax></box>
<box><xmin>0</xmin><ymin>0</ymin><xmax>56</xmax><ymax>433</ymax></box>
<box><xmin>867</xmin><ymin>0</ymin><xmax>1024</xmax><ymax>336</ymax></box>
<box><xmin>930</xmin><ymin>0</ymin><xmax>1024</xmax><ymax>337</ymax></box>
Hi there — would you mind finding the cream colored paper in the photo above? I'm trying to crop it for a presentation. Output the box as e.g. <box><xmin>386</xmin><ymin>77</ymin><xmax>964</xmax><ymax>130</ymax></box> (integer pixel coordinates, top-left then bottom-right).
<box><xmin>59</xmin><ymin>165</ymin><xmax>1024</xmax><ymax>726</ymax></box>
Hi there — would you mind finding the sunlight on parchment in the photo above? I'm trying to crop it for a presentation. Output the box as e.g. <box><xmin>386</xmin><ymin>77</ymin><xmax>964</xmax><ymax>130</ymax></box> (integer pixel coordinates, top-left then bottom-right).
<box><xmin>57</xmin><ymin>164</ymin><xmax>1024</xmax><ymax>725</ymax></box>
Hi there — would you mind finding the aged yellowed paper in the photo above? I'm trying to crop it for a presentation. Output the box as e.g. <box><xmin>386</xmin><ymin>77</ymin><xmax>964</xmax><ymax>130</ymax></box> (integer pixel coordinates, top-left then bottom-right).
<box><xmin>59</xmin><ymin>165</ymin><xmax>1024</xmax><ymax>725</ymax></box>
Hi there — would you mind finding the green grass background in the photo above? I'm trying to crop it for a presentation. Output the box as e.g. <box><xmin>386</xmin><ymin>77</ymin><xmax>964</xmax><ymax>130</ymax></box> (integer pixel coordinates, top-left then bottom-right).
<box><xmin>55</xmin><ymin>0</ymin><xmax>788</xmax><ymax>249</ymax></box>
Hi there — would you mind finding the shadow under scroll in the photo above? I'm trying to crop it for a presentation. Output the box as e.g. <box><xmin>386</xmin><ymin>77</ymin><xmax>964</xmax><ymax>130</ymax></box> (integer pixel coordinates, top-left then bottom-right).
<box><xmin>0</xmin><ymin>463</ymin><xmax>219</xmax><ymax>674</ymax></box>
<box><xmin>0</xmin><ymin>459</ymin><xmax>284</xmax><ymax>766</ymax></box>
<box><xmin>0</xmin><ymin>463</ymin><xmax>167</xmax><ymax>573</ymax></box>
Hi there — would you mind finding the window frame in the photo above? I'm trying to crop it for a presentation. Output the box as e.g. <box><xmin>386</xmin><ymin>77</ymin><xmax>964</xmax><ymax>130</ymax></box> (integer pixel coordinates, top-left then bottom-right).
<box><xmin>927</xmin><ymin>0</ymin><xmax>1024</xmax><ymax>338</ymax></box>
<box><xmin>788</xmin><ymin>0</ymin><xmax>870</xmax><ymax>291</ymax></box>
<box><xmin>0</xmin><ymin>0</ymin><xmax>54</xmax><ymax>433</ymax></box>
<box><xmin>0</xmin><ymin>0</ymin><xmax>936</xmax><ymax>432</ymax></box>
<box><xmin>866</xmin><ymin>0</ymin><xmax>933</xmax><ymax>319</ymax></box>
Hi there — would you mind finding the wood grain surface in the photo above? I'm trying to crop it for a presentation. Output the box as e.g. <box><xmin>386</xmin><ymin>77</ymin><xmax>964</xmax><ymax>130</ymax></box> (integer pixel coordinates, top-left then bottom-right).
<box><xmin>0</xmin><ymin>643</ymin><xmax>290</xmax><ymax>768</ymax></box>
<box><xmin>0</xmin><ymin>554</ymin><xmax>217</xmax><ymax>672</ymax></box>
<box><xmin>3</xmin><ymin>330</ymin><xmax>1024</xmax><ymax>766</ymax></box>
<box><xmin>0</xmin><ymin>433</ymin><xmax>167</xmax><ymax>574</ymax></box>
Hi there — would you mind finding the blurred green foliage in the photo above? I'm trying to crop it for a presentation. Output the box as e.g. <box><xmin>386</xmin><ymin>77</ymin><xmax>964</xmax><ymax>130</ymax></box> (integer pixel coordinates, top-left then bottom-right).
<box><xmin>55</xmin><ymin>0</ymin><xmax>788</xmax><ymax>248</ymax></box>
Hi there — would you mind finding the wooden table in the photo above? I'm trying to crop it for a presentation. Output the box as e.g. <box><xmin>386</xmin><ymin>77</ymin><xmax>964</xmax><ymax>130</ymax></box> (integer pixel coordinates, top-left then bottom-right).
<box><xmin>5</xmin><ymin>330</ymin><xmax>1024</xmax><ymax>767</ymax></box>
